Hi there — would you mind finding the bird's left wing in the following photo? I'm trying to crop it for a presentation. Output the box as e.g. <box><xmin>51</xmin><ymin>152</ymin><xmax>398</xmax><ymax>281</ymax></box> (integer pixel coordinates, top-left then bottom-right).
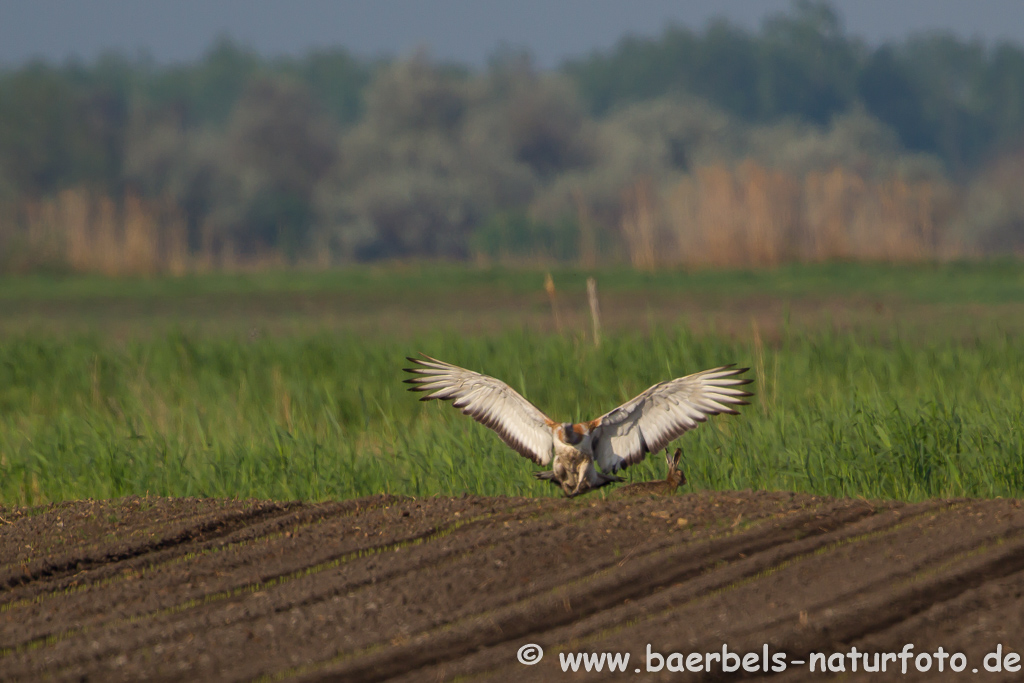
<box><xmin>403</xmin><ymin>355</ymin><xmax>556</xmax><ymax>466</ymax></box>
<box><xmin>591</xmin><ymin>365</ymin><xmax>752</xmax><ymax>473</ymax></box>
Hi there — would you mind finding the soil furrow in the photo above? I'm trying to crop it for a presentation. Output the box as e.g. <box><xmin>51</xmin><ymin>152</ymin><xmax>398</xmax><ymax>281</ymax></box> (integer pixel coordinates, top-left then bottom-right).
<box><xmin>0</xmin><ymin>497</ymin><xmax>392</xmax><ymax>613</ymax></box>
<box><xmin>744</xmin><ymin>530</ymin><xmax>1024</xmax><ymax>682</ymax></box>
<box><xmin>396</xmin><ymin>500</ymin><xmax>958</xmax><ymax>683</ymax></box>
<box><xmin>0</xmin><ymin>497</ymin><xmax>562</xmax><ymax>679</ymax></box>
<box><xmin>0</xmin><ymin>505</ymin><xmax>501</xmax><ymax>660</ymax></box>
<box><xmin>45</xmin><ymin>496</ymin><xmax>782</xmax><ymax>680</ymax></box>
<box><xmin>0</xmin><ymin>499</ymin><xmax>304</xmax><ymax>593</ymax></box>
<box><xmin>284</xmin><ymin>499</ymin><xmax>881</xmax><ymax>682</ymax></box>
<box><xmin>0</xmin><ymin>497</ymin><xmax>260</xmax><ymax>572</ymax></box>
<box><xmin>0</xmin><ymin>493</ymin><xmax>767</xmax><ymax>657</ymax></box>
<box><xmin>0</xmin><ymin>492</ymin><xmax>810</xmax><ymax>682</ymax></box>
<box><xmin>6</xmin><ymin>493</ymin><xmax>1022</xmax><ymax>683</ymax></box>
<box><xmin>518</xmin><ymin>499</ymin><xmax>1024</xmax><ymax>683</ymax></box>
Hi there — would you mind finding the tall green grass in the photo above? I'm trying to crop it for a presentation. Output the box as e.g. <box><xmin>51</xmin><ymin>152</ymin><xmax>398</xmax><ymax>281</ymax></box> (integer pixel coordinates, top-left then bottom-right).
<box><xmin>1</xmin><ymin>326</ymin><xmax>1022</xmax><ymax>505</ymax></box>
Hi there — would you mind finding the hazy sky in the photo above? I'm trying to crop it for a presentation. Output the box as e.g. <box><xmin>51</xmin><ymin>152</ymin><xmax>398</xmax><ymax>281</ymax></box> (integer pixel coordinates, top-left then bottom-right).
<box><xmin>3</xmin><ymin>0</ymin><xmax>1024</xmax><ymax>69</ymax></box>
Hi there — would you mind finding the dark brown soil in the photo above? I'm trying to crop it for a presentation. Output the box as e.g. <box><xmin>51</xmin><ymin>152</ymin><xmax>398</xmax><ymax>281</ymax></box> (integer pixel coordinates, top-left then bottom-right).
<box><xmin>2</xmin><ymin>492</ymin><xmax>1023</xmax><ymax>682</ymax></box>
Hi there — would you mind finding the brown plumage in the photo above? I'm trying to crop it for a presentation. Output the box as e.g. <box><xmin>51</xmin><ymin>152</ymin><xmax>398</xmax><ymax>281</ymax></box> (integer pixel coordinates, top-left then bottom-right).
<box><xmin>614</xmin><ymin>449</ymin><xmax>686</xmax><ymax>497</ymax></box>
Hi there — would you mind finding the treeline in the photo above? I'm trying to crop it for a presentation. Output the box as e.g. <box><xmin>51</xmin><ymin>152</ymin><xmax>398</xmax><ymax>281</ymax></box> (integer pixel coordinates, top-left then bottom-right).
<box><xmin>567</xmin><ymin>3</ymin><xmax>1024</xmax><ymax>175</ymax></box>
<box><xmin>1</xmin><ymin>2</ymin><xmax>1023</xmax><ymax>272</ymax></box>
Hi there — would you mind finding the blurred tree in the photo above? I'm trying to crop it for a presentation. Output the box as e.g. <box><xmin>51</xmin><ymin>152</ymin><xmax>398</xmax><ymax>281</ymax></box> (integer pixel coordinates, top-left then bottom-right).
<box><xmin>0</xmin><ymin>66</ymin><xmax>78</xmax><ymax>198</ymax></box>
<box><xmin>757</xmin><ymin>1</ymin><xmax>858</xmax><ymax>123</ymax></box>
<box><xmin>362</xmin><ymin>52</ymin><xmax>471</xmax><ymax>136</ymax></box>
<box><xmin>4</xmin><ymin>0</ymin><xmax>1024</xmax><ymax>266</ymax></box>
<box><xmin>477</xmin><ymin>54</ymin><xmax>594</xmax><ymax>178</ymax></box>
<box><xmin>218</xmin><ymin>77</ymin><xmax>339</xmax><ymax>257</ymax></box>
<box><xmin>563</xmin><ymin>26</ymin><xmax>698</xmax><ymax>115</ymax></box>
<box><xmin>146</xmin><ymin>36</ymin><xmax>260</xmax><ymax>126</ymax></box>
<box><xmin>228</xmin><ymin>78</ymin><xmax>338</xmax><ymax>195</ymax></box>
<box><xmin>472</xmin><ymin>211</ymin><xmax>578</xmax><ymax>262</ymax></box>
<box><xmin>123</xmin><ymin>105</ymin><xmax>226</xmax><ymax>251</ymax></box>
<box><xmin>895</xmin><ymin>34</ymin><xmax>990</xmax><ymax>174</ymax></box>
<box><xmin>688</xmin><ymin>20</ymin><xmax>761</xmax><ymax>119</ymax></box>
<box><xmin>858</xmin><ymin>46</ymin><xmax>932</xmax><ymax>152</ymax></box>
<box><xmin>983</xmin><ymin>44</ymin><xmax>1024</xmax><ymax>148</ymax></box>
<box><xmin>293</xmin><ymin>49</ymin><xmax>374</xmax><ymax>126</ymax></box>
<box><xmin>566</xmin><ymin>2</ymin><xmax>860</xmax><ymax>124</ymax></box>
<box><xmin>561</xmin><ymin>0</ymin><xmax>1024</xmax><ymax>175</ymax></box>
<box><xmin>315</xmin><ymin>56</ymin><xmax>490</xmax><ymax>259</ymax></box>
<box><xmin>0</xmin><ymin>64</ymin><xmax>126</xmax><ymax>199</ymax></box>
<box><xmin>952</xmin><ymin>150</ymin><xmax>1024</xmax><ymax>251</ymax></box>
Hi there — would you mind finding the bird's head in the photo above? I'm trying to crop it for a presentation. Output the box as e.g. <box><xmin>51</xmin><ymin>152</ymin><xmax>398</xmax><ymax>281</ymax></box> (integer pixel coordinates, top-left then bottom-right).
<box><xmin>560</xmin><ymin>422</ymin><xmax>589</xmax><ymax>446</ymax></box>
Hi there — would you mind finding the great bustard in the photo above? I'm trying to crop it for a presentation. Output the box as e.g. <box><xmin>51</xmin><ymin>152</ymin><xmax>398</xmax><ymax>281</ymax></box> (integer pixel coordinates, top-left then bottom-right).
<box><xmin>404</xmin><ymin>355</ymin><xmax>752</xmax><ymax>497</ymax></box>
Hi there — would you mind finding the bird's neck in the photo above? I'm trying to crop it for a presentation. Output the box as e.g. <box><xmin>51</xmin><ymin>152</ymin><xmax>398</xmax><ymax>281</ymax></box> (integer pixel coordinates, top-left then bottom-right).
<box><xmin>556</xmin><ymin>437</ymin><xmax>591</xmax><ymax>458</ymax></box>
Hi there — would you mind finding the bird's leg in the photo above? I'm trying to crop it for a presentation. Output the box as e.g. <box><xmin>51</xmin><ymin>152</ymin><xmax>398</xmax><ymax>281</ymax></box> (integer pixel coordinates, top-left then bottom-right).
<box><xmin>571</xmin><ymin>460</ymin><xmax>591</xmax><ymax>496</ymax></box>
<box><xmin>560</xmin><ymin>476</ymin><xmax>580</xmax><ymax>498</ymax></box>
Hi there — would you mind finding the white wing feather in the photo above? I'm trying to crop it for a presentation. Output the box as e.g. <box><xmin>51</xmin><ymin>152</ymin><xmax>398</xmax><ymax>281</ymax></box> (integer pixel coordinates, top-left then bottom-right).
<box><xmin>592</xmin><ymin>365</ymin><xmax>752</xmax><ymax>473</ymax></box>
<box><xmin>404</xmin><ymin>355</ymin><xmax>556</xmax><ymax>465</ymax></box>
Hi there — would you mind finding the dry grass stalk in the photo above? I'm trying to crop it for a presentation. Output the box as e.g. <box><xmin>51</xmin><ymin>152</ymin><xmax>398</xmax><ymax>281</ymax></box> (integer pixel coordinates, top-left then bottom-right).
<box><xmin>751</xmin><ymin>318</ymin><xmax>768</xmax><ymax>416</ymax></box>
<box><xmin>163</xmin><ymin>202</ymin><xmax>190</xmax><ymax>276</ymax></box>
<box><xmin>122</xmin><ymin>193</ymin><xmax>159</xmax><ymax>274</ymax></box>
<box><xmin>666</xmin><ymin>175</ymin><xmax>699</xmax><ymax>265</ymax></box>
<box><xmin>572</xmin><ymin>187</ymin><xmax>598</xmax><ymax>269</ymax></box>
<box><xmin>620</xmin><ymin>177</ymin><xmax>657</xmax><ymax>270</ymax></box>
<box><xmin>586</xmin><ymin>276</ymin><xmax>601</xmax><ymax>348</ymax></box>
<box><xmin>695</xmin><ymin>165</ymin><xmax>741</xmax><ymax>267</ymax></box>
<box><xmin>544</xmin><ymin>272</ymin><xmax>563</xmax><ymax>333</ymax></box>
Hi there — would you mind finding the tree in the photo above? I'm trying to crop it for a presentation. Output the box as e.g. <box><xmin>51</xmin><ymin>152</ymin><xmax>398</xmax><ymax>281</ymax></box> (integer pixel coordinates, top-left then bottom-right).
<box><xmin>757</xmin><ymin>1</ymin><xmax>858</xmax><ymax>123</ymax></box>
<box><xmin>858</xmin><ymin>46</ymin><xmax>932</xmax><ymax>151</ymax></box>
<box><xmin>0</xmin><ymin>64</ymin><xmax>126</xmax><ymax>199</ymax></box>
<box><xmin>219</xmin><ymin>77</ymin><xmax>339</xmax><ymax>256</ymax></box>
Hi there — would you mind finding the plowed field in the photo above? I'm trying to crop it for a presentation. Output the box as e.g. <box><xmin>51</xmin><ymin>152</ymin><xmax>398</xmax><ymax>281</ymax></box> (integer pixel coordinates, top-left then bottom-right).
<box><xmin>3</xmin><ymin>491</ymin><xmax>1024</xmax><ymax>682</ymax></box>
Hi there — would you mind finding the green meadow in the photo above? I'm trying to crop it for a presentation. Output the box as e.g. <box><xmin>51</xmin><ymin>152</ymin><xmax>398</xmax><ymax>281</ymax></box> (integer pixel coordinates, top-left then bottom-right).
<box><xmin>1</xmin><ymin>264</ymin><xmax>1023</xmax><ymax>506</ymax></box>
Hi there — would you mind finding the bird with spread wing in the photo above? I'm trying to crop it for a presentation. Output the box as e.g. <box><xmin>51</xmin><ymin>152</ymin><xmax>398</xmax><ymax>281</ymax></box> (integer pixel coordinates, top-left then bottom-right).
<box><xmin>403</xmin><ymin>355</ymin><xmax>753</xmax><ymax>497</ymax></box>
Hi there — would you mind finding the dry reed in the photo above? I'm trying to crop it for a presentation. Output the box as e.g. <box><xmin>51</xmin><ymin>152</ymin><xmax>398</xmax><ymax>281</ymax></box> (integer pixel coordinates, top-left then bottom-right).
<box><xmin>4</xmin><ymin>188</ymin><xmax>190</xmax><ymax>275</ymax></box>
<box><xmin>0</xmin><ymin>162</ymin><xmax>957</xmax><ymax>275</ymax></box>
<box><xmin>615</xmin><ymin>161</ymin><xmax>952</xmax><ymax>269</ymax></box>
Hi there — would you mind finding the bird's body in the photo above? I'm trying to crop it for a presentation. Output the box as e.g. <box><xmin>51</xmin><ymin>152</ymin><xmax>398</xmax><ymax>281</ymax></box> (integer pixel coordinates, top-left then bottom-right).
<box><xmin>537</xmin><ymin>429</ymin><xmax>621</xmax><ymax>496</ymax></box>
<box><xmin>403</xmin><ymin>355</ymin><xmax>752</xmax><ymax>497</ymax></box>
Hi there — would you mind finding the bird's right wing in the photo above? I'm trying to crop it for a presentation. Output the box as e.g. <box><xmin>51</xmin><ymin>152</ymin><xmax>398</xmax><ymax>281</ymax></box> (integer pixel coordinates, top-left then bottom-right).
<box><xmin>403</xmin><ymin>355</ymin><xmax>556</xmax><ymax>465</ymax></box>
<box><xmin>592</xmin><ymin>365</ymin><xmax>752</xmax><ymax>473</ymax></box>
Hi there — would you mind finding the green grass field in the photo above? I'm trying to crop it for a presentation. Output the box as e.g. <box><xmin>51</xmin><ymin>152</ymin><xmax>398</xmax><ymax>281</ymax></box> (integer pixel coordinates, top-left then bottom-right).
<box><xmin>1</xmin><ymin>263</ymin><xmax>1023</xmax><ymax>506</ymax></box>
